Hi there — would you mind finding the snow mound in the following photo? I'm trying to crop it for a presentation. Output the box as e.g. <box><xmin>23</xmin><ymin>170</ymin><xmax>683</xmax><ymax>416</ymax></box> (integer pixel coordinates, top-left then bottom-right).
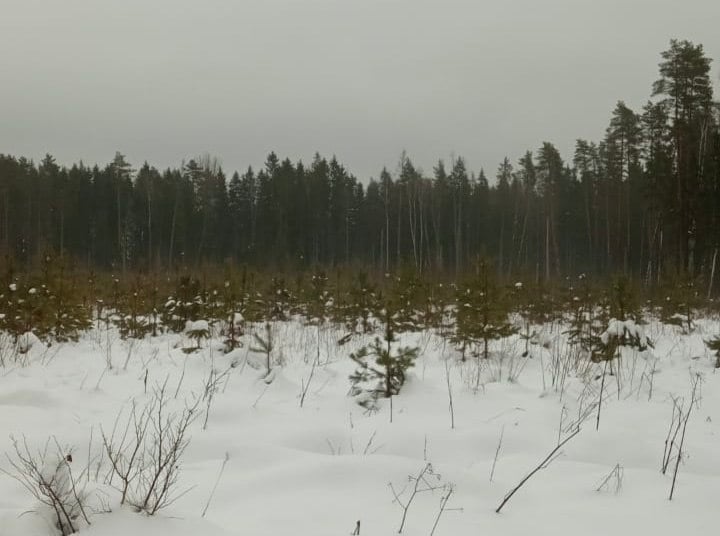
<box><xmin>186</xmin><ymin>320</ymin><xmax>210</xmax><ymax>333</ymax></box>
<box><xmin>18</xmin><ymin>331</ymin><xmax>42</xmax><ymax>353</ymax></box>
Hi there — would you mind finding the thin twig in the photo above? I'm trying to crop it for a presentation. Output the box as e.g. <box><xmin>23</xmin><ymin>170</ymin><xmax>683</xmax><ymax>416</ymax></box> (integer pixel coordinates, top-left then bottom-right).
<box><xmin>496</xmin><ymin>427</ymin><xmax>581</xmax><ymax>514</ymax></box>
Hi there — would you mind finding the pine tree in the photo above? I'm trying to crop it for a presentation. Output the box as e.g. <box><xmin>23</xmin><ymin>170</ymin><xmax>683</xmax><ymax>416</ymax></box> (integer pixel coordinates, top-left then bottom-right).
<box><xmin>652</xmin><ymin>39</ymin><xmax>714</xmax><ymax>274</ymax></box>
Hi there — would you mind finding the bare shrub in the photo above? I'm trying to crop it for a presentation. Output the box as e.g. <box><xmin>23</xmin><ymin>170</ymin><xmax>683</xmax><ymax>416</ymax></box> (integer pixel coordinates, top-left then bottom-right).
<box><xmin>102</xmin><ymin>382</ymin><xmax>199</xmax><ymax>515</ymax></box>
<box><xmin>2</xmin><ymin>436</ymin><xmax>92</xmax><ymax>535</ymax></box>
<box><xmin>388</xmin><ymin>462</ymin><xmax>453</xmax><ymax>534</ymax></box>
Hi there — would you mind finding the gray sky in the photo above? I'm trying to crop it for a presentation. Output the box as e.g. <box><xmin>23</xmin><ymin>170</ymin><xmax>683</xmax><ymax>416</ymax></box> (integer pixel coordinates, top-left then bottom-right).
<box><xmin>1</xmin><ymin>0</ymin><xmax>719</xmax><ymax>181</ymax></box>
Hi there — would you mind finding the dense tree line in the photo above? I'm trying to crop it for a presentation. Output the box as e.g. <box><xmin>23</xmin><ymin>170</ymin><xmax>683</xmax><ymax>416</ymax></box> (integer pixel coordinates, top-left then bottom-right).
<box><xmin>1</xmin><ymin>40</ymin><xmax>718</xmax><ymax>283</ymax></box>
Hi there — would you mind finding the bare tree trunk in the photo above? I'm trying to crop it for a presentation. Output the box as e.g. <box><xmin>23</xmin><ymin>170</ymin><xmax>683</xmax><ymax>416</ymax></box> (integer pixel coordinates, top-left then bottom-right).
<box><xmin>545</xmin><ymin>216</ymin><xmax>550</xmax><ymax>282</ymax></box>
<box><xmin>498</xmin><ymin>201</ymin><xmax>505</xmax><ymax>277</ymax></box>
<box><xmin>515</xmin><ymin>192</ymin><xmax>530</xmax><ymax>276</ymax></box>
<box><xmin>605</xmin><ymin>187</ymin><xmax>611</xmax><ymax>272</ymax></box>
<box><xmin>345</xmin><ymin>212</ymin><xmax>350</xmax><ymax>263</ymax></box>
<box><xmin>397</xmin><ymin>192</ymin><xmax>402</xmax><ymax>267</ymax></box>
<box><xmin>117</xmin><ymin>186</ymin><xmax>126</xmax><ymax>274</ymax></box>
<box><xmin>454</xmin><ymin>194</ymin><xmax>462</xmax><ymax>278</ymax></box>
<box><xmin>407</xmin><ymin>181</ymin><xmax>418</xmax><ymax>269</ymax></box>
<box><xmin>168</xmin><ymin>189</ymin><xmax>179</xmax><ymax>269</ymax></box>
<box><xmin>59</xmin><ymin>206</ymin><xmax>65</xmax><ymax>258</ymax></box>
<box><xmin>418</xmin><ymin>183</ymin><xmax>426</xmax><ymax>271</ymax></box>
<box><xmin>385</xmin><ymin>197</ymin><xmax>390</xmax><ymax>272</ymax></box>
<box><xmin>1</xmin><ymin>191</ymin><xmax>8</xmax><ymax>256</ymax></box>
<box><xmin>147</xmin><ymin>183</ymin><xmax>153</xmax><ymax>268</ymax></box>
<box><xmin>658</xmin><ymin>228</ymin><xmax>664</xmax><ymax>285</ymax></box>
<box><xmin>430</xmin><ymin>202</ymin><xmax>442</xmax><ymax>272</ymax></box>
<box><xmin>708</xmin><ymin>248</ymin><xmax>718</xmax><ymax>299</ymax></box>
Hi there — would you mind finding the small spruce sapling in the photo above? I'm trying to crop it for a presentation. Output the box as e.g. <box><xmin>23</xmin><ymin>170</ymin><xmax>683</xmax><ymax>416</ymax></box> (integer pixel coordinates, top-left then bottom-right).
<box><xmin>349</xmin><ymin>289</ymin><xmax>419</xmax><ymax>405</ymax></box>
<box><xmin>267</xmin><ymin>278</ymin><xmax>292</xmax><ymax>321</ymax></box>
<box><xmin>41</xmin><ymin>256</ymin><xmax>92</xmax><ymax>342</ymax></box>
<box><xmin>185</xmin><ymin>320</ymin><xmax>210</xmax><ymax>352</ymax></box>
<box><xmin>305</xmin><ymin>271</ymin><xmax>331</xmax><ymax>363</ymax></box>
<box><xmin>162</xmin><ymin>276</ymin><xmax>203</xmax><ymax>333</ymax></box>
<box><xmin>339</xmin><ymin>271</ymin><xmax>379</xmax><ymax>336</ymax></box>
<box><xmin>591</xmin><ymin>278</ymin><xmax>652</xmax><ymax>429</ymax></box>
<box><xmin>250</xmin><ymin>322</ymin><xmax>275</xmax><ymax>378</ymax></box>
<box><xmin>510</xmin><ymin>281</ymin><xmax>535</xmax><ymax>358</ymax></box>
<box><xmin>563</xmin><ymin>275</ymin><xmax>603</xmax><ymax>363</ymax></box>
<box><xmin>221</xmin><ymin>279</ymin><xmax>245</xmax><ymax>353</ymax></box>
<box><xmin>659</xmin><ymin>278</ymin><xmax>700</xmax><ymax>333</ymax></box>
<box><xmin>452</xmin><ymin>260</ymin><xmax>518</xmax><ymax>362</ymax></box>
<box><xmin>593</xmin><ymin>278</ymin><xmax>650</xmax><ymax>364</ymax></box>
<box><xmin>115</xmin><ymin>280</ymin><xmax>153</xmax><ymax>340</ymax></box>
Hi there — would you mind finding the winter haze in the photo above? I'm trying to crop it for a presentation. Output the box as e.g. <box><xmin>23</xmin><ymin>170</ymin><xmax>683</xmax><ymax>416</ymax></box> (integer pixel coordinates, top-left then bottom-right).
<box><xmin>1</xmin><ymin>0</ymin><xmax>718</xmax><ymax>179</ymax></box>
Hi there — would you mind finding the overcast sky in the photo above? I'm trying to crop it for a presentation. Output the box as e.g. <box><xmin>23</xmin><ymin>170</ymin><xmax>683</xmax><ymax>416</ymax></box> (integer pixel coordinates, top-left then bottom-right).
<box><xmin>1</xmin><ymin>0</ymin><xmax>719</xmax><ymax>181</ymax></box>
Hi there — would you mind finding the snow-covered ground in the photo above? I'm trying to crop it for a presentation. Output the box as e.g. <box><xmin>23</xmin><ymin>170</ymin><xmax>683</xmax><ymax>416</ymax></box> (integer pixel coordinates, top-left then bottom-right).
<box><xmin>0</xmin><ymin>319</ymin><xmax>718</xmax><ymax>535</ymax></box>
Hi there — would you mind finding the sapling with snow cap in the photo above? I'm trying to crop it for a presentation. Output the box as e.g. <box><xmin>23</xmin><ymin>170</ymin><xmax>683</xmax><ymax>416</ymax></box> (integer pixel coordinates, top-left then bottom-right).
<box><xmin>185</xmin><ymin>319</ymin><xmax>210</xmax><ymax>351</ymax></box>
<box><xmin>593</xmin><ymin>318</ymin><xmax>652</xmax><ymax>429</ymax></box>
<box><xmin>659</xmin><ymin>278</ymin><xmax>701</xmax><ymax>333</ymax></box>
<box><xmin>162</xmin><ymin>276</ymin><xmax>205</xmax><ymax>333</ymax></box>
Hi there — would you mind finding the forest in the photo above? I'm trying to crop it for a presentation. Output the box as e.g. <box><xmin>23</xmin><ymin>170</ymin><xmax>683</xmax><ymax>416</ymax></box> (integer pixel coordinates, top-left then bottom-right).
<box><xmin>0</xmin><ymin>39</ymin><xmax>718</xmax><ymax>285</ymax></box>
<box><xmin>2</xmin><ymin>37</ymin><xmax>720</xmax><ymax>536</ymax></box>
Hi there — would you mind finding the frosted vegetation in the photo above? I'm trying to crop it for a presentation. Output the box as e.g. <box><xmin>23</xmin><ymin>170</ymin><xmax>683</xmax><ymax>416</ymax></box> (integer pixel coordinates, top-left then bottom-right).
<box><xmin>0</xmin><ymin>268</ymin><xmax>719</xmax><ymax>535</ymax></box>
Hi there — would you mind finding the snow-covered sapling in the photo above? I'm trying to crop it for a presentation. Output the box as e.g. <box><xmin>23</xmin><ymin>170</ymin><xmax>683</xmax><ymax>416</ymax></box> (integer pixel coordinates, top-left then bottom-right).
<box><xmin>185</xmin><ymin>319</ymin><xmax>210</xmax><ymax>352</ymax></box>
<box><xmin>659</xmin><ymin>279</ymin><xmax>700</xmax><ymax>333</ymax></box>
<box><xmin>114</xmin><ymin>282</ymin><xmax>154</xmax><ymax>340</ymax></box>
<box><xmin>221</xmin><ymin>279</ymin><xmax>245</xmax><ymax>353</ymax></box>
<box><xmin>593</xmin><ymin>318</ymin><xmax>652</xmax><ymax>429</ymax></box>
<box><xmin>224</xmin><ymin>311</ymin><xmax>245</xmax><ymax>353</ymax></box>
<box><xmin>162</xmin><ymin>276</ymin><xmax>204</xmax><ymax>333</ymax></box>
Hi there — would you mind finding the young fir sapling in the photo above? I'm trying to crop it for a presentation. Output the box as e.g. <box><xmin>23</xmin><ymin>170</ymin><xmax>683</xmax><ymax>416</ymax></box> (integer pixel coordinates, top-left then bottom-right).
<box><xmin>250</xmin><ymin>322</ymin><xmax>275</xmax><ymax>379</ymax></box>
<box><xmin>659</xmin><ymin>278</ymin><xmax>700</xmax><ymax>333</ymax></box>
<box><xmin>451</xmin><ymin>260</ymin><xmax>518</xmax><ymax>365</ymax></box>
<box><xmin>221</xmin><ymin>279</ymin><xmax>245</xmax><ymax>353</ymax></box>
<box><xmin>348</xmin><ymin>276</ymin><xmax>420</xmax><ymax>407</ymax></box>
<box><xmin>185</xmin><ymin>320</ymin><xmax>210</xmax><ymax>352</ymax></box>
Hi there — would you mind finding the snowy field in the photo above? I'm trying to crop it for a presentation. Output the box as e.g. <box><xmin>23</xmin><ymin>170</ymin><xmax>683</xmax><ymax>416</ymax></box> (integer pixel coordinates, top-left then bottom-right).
<box><xmin>0</xmin><ymin>319</ymin><xmax>718</xmax><ymax>536</ymax></box>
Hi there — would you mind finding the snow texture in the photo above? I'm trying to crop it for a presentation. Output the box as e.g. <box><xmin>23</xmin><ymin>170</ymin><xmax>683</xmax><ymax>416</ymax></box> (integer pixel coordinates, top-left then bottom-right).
<box><xmin>186</xmin><ymin>320</ymin><xmax>210</xmax><ymax>333</ymax></box>
<box><xmin>0</xmin><ymin>319</ymin><xmax>718</xmax><ymax>536</ymax></box>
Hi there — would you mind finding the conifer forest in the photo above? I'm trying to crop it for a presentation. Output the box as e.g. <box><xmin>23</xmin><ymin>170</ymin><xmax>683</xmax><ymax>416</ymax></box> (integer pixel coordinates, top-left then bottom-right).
<box><xmin>1</xmin><ymin>40</ymin><xmax>718</xmax><ymax>284</ymax></box>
